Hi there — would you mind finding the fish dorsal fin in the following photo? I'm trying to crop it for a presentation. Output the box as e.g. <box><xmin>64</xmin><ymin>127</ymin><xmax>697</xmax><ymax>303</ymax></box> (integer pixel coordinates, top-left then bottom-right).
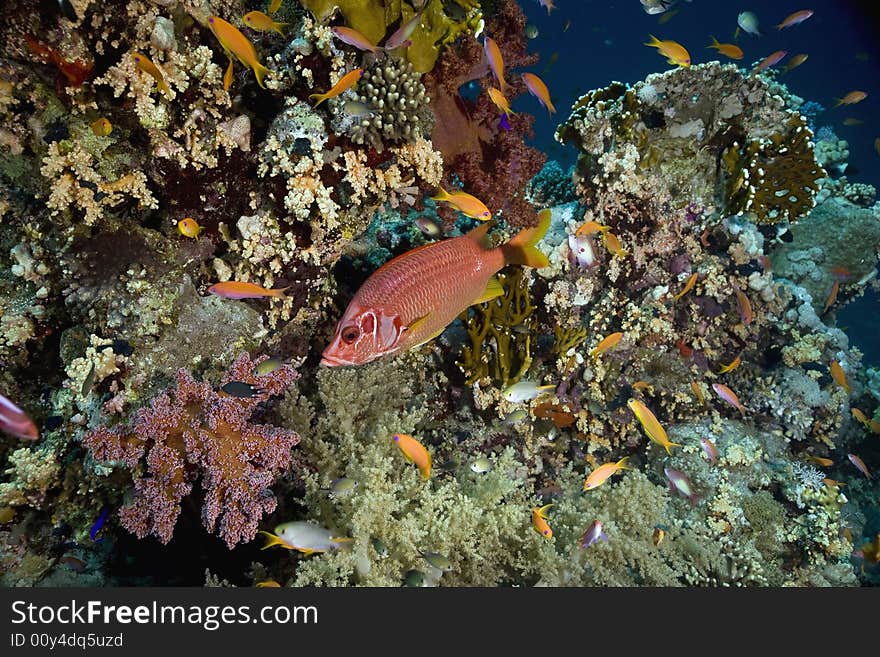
<box><xmin>466</xmin><ymin>220</ymin><xmax>495</xmax><ymax>249</ymax></box>
<box><xmin>472</xmin><ymin>276</ymin><xmax>504</xmax><ymax>305</ymax></box>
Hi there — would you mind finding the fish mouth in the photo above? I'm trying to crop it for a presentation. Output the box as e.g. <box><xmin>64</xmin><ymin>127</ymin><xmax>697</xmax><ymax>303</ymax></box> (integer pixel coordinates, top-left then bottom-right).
<box><xmin>319</xmin><ymin>353</ymin><xmax>351</xmax><ymax>367</ymax></box>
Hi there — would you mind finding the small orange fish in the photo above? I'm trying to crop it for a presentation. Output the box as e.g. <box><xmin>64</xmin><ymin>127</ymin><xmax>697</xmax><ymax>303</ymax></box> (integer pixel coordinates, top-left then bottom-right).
<box><xmin>603</xmin><ymin>232</ymin><xmax>628</xmax><ymax>257</ymax></box>
<box><xmin>132</xmin><ymin>53</ymin><xmax>170</xmax><ymax>96</ymax></box>
<box><xmin>712</xmin><ymin>383</ymin><xmax>746</xmax><ymax>415</ymax></box>
<box><xmin>521</xmin><ymin>72</ymin><xmax>555</xmax><ymax>114</ymax></box>
<box><xmin>223</xmin><ymin>58</ymin><xmax>234</xmax><ymax>91</ymax></box>
<box><xmin>393</xmin><ymin>433</ymin><xmax>432</xmax><ymax>480</ymax></box>
<box><xmin>631</xmin><ymin>380</ymin><xmax>653</xmax><ymax>391</ymax></box>
<box><xmin>331</xmin><ymin>26</ymin><xmax>382</xmax><ymax>54</ymax></box>
<box><xmin>782</xmin><ymin>53</ymin><xmax>809</xmax><ymax>73</ymax></box>
<box><xmin>830</xmin><ymin>360</ymin><xmax>850</xmax><ymax>394</ymax></box>
<box><xmin>823</xmin><ymin>478</ymin><xmax>846</xmax><ymax>488</ymax></box>
<box><xmin>208</xmin><ymin>281</ymin><xmax>288</xmax><ymax>299</ymax></box>
<box><xmin>644</xmin><ymin>35</ymin><xmax>691</xmax><ymax>67</ymax></box>
<box><xmin>531</xmin><ymin>503</ymin><xmax>554</xmax><ymax>538</ymax></box>
<box><xmin>628</xmin><ymin>399</ymin><xmax>680</xmax><ymax>455</ymax></box>
<box><xmin>851</xmin><ymin>407</ymin><xmax>868</xmax><ymax>425</ymax></box>
<box><xmin>849</xmin><ymin>453</ymin><xmax>872</xmax><ymax>479</ymax></box>
<box><xmin>177</xmin><ymin>217</ymin><xmax>203</xmax><ymax>238</ymax></box>
<box><xmin>733</xmin><ymin>286</ymin><xmax>753</xmax><ymax>325</ymax></box>
<box><xmin>805</xmin><ymin>455</ymin><xmax>834</xmax><ymax>467</ymax></box>
<box><xmin>707</xmin><ymin>37</ymin><xmax>743</xmax><ymax>60</ymax></box>
<box><xmin>487</xmin><ymin>86</ymin><xmax>515</xmax><ymax>116</ymax></box>
<box><xmin>309</xmin><ymin>68</ymin><xmax>363</xmax><ymax>107</ymax></box>
<box><xmin>90</xmin><ymin>117</ymin><xmax>112</xmax><ymax>137</ymax></box>
<box><xmin>269</xmin><ymin>0</ymin><xmax>283</xmax><ymax>13</ymax></box>
<box><xmin>590</xmin><ymin>332</ymin><xmax>623</xmax><ymax>358</ymax></box>
<box><xmin>834</xmin><ymin>90</ymin><xmax>867</xmax><ymax>107</ymax></box>
<box><xmin>776</xmin><ymin>9</ymin><xmax>813</xmax><ymax>29</ymax></box>
<box><xmin>243</xmin><ymin>10</ymin><xmax>286</xmax><ymax>35</ymax></box>
<box><xmin>575</xmin><ymin>220</ymin><xmax>610</xmax><ymax>237</ymax></box>
<box><xmin>652</xmin><ymin>526</ymin><xmax>666</xmax><ymax>546</ymax></box>
<box><xmin>700</xmin><ymin>438</ymin><xmax>718</xmax><ymax>465</ymax></box>
<box><xmin>484</xmin><ymin>37</ymin><xmax>507</xmax><ymax>91</ymax></box>
<box><xmin>583</xmin><ymin>457</ymin><xmax>631</xmax><ymax>490</ymax></box>
<box><xmin>823</xmin><ymin>280</ymin><xmax>840</xmax><ymax>313</ymax></box>
<box><xmin>716</xmin><ymin>355</ymin><xmax>741</xmax><ymax>374</ymax></box>
<box><xmin>754</xmin><ymin>50</ymin><xmax>787</xmax><ymax>73</ymax></box>
<box><xmin>690</xmin><ymin>381</ymin><xmax>705</xmax><ymax>404</ymax></box>
<box><xmin>673</xmin><ymin>272</ymin><xmax>698</xmax><ymax>301</ymax></box>
<box><xmin>430</xmin><ymin>186</ymin><xmax>492</xmax><ymax>220</ymax></box>
<box><xmin>208</xmin><ymin>15</ymin><xmax>271</xmax><ymax>88</ymax></box>
<box><xmin>676</xmin><ymin>339</ymin><xmax>694</xmax><ymax>359</ymax></box>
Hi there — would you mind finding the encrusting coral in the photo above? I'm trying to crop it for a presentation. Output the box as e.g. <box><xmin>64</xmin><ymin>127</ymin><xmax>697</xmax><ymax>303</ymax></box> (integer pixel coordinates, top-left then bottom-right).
<box><xmin>83</xmin><ymin>354</ymin><xmax>300</xmax><ymax>548</ymax></box>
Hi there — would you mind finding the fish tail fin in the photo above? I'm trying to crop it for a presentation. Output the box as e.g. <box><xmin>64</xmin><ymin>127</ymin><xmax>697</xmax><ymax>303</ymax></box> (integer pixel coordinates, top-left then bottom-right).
<box><xmin>665</xmin><ymin>442</ymin><xmax>682</xmax><ymax>455</ymax></box>
<box><xmin>547</xmin><ymin>99</ymin><xmax>557</xmax><ymax>114</ymax></box>
<box><xmin>309</xmin><ymin>92</ymin><xmax>328</xmax><ymax>107</ymax></box>
<box><xmin>253</xmin><ymin>62</ymin><xmax>270</xmax><ymax>89</ymax></box>
<box><xmin>617</xmin><ymin>456</ymin><xmax>632</xmax><ymax>470</ymax></box>
<box><xmin>430</xmin><ymin>186</ymin><xmax>450</xmax><ymax>202</ymax></box>
<box><xmin>833</xmin><ymin>98</ymin><xmax>843</xmax><ymax>108</ymax></box>
<box><xmin>645</xmin><ymin>34</ymin><xmax>661</xmax><ymax>47</ymax></box>
<box><xmin>708</xmin><ymin>35</ymin><xmax>720</xmax><ymax>48</ymax></box>
<box><xmin>259</xmin><ymin>531</ymin><xmax>288</xmax><ymax>550</ymax></box>
<box><xmin>538</xmin><ymin>503</ymin><xmax>554</xmax><ymax>517</ymax></box>
<box><xmin>158</xmin><ymin>80</ymin><xmax>171</xmax><ymax>97</ymax></box>
<box><xmin>269</xmin><ymin>286</ymin><xmax>289</xmax><ymax>299</ymax></box>
<box><xmin>501</xmin><ymin>209</ymin><xmax>551</xmax><ymax>269</ymax></box>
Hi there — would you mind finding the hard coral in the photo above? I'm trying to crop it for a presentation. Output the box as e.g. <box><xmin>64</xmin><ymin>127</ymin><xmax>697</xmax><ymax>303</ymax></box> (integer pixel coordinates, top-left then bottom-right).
<box><xmin>83</xmin><ymin>354</ymin><xmax>300</xmax><ymax>548</ymax></box>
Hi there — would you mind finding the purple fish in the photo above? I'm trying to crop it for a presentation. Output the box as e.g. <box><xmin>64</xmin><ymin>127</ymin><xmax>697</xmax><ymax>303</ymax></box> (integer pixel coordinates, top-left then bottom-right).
<box><xmin>664</xmin><ymin>467</ymin><xmax>700</xmax><ymax>505</ymax></box>
<box><xmin>90</xmin><ymin>506</ymin><xmax>110</xmax><ymax>542</ymax></box>
<box><xmin>580</xmin><ymin>520</ymin><xmax>609</xmax><ymax>548</ymax></box>
<box><xmin>384</xmin><ymin>11</ymin><xmax>422</xmax><ymax>50</ymax></box>
<box><xmin>0</xmin><ymin>392</ymin><xmax>39</xmax><ymax>441</ymax></box>
<box><xmin>700</xmin><ymin>438</ymin><xmax>718</xmax><ymax>465</ymax></box>
<box><xmin>498</xmin><ymin>112</ymin><xmax>512</xmax><ymax>131</ymax></box>
<box><xmin>711</xmin><ymin>383</ymin><xmax>746</xmax><ymax>415</ymax></box>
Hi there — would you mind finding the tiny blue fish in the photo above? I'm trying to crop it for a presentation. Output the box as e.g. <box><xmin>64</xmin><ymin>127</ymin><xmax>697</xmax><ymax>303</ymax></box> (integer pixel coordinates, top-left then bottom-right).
<box><xmin>499</xmin><ymin>112</ymin><xmax>512</xmax><ymax>132</ymax></box>
<box><xmin>90</xmin><ymin>506</ymin><xmax>109</xmax><ymax>542</ymax></box>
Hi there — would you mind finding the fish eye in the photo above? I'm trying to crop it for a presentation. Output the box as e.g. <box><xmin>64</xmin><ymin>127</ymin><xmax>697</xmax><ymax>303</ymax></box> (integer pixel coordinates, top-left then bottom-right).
<box><xmin>341</xmin><ymin>326</ymin><xmax>359</xmax><ymax>343</ymax></box>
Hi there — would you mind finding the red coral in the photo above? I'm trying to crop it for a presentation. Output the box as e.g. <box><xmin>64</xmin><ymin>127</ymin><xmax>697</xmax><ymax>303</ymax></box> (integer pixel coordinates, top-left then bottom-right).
<box><xmin>83</xmin><ymin>353</ymin><xmax>300</xmax><ymax>548</ymax></box>
<box><xmin>425</xmin><ymin>0</ymin><xmax>545</xmax><ymax>227</ymax></box>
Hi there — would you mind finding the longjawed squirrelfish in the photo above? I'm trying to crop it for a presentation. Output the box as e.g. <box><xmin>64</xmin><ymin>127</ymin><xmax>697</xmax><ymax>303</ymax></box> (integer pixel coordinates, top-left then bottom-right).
<box><xmin>260</xmin><ymin>522</ymin><xmax>351</xmax><ymax>555</ymax></box>
<box><xmin>321</xmin><ymin>212</ymin><xmax>550</xmax><ymax>366</ymax></box>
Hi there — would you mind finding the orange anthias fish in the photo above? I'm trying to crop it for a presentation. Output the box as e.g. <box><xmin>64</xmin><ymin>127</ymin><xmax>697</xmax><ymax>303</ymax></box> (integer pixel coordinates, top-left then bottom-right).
<box><xmin>716</xmin><ymin>355</ymin><xmax>742</xmax><ymax>374</ymax></box>
<box><xmin>851</xmin><ymin>408</ymin><xmax>871</xmax><ymax>428</ymax></box>
<box><xmin>707</xmin><ymin>37</ymin><xmax>743</xmax><ymax>60</ymax></box>
<box><xmin>208</xmin><ymin>281</ymin><xmax>288</xmax><ymax>299</ymax></box>
<box><xmin>782</xmin><ymin>53</ymin><xmax>809</xmax><ymax>73</ymax></box>
<box><xmin>805</xmin><ymin>455</ymin><xmax>834</xmax><ymax>467</ymax></box>
<box><xmin>90</xmin><ymin>117</ymin><xmax>112</xmax><ymax>137</ymax></box>
<box><xmin>627</xmin><ymin>399</ymin><xmax>680</xmax><ymax>455</ymax></box>
<box><xmin>830</xmin><ymin>360</ymin><xmax>851</xmax><ymax>393</ymax></box>
<box><xmin>849</xmin><ymin>453</ymin><xmax>872</xmax><ymax>479</ymax></box>
<box><xmin>603</xmin><ymin>232</ymin><xmax>628</xmax><ymax>257</ymax></box>
<box><xmin>712</xmin><ymin>383</ymin><xmax>746</xmax><ymax>415</ymax></box>
<box><xmin>531</xmin><ymin>504</ymin><xmax>554</xmax><ymax>538</ymax></box>
<box><xmin>590</xmin><ymin>332</ymin><xmax>623</xmax><ymax>358</ymax></box>
<box><xmin>575</xmin><ymin>220</ymin><xmax>610</xmax><ymax>237</ymax></box>
<box><xmin>430</xmin><ymin>186</ymin><xmax>492</xmax><ymax>220</ymax></box>
<box><xmin>776</xmin><ymin>9</ymin><xmax>814</xmax><ymax>29</ymax></box>
<box><xmin>583</xmin><ymin>457</ymin><xmax>631</xmax><ymax>491</ymax></box>
<box><xmin>392</xmin><ymin>433</ymin><xmax>432</xmax><ymax>480</ymax></box>
<box><xmin>331</xmin><ymin>26</ymin><xmax>382</xmax><ymax>54</ymax></box>
<box><xmin>673</xmin><ymin>272</ymin><xmax>698</xmax><ymax>301</ymax></box>
<box><xmin>0</xmin><ymin>392</ymin><xmax>39</xmax><ymax>441</ymax></box>
<box><xmin>754</xmin><ymin>50</ymin><xmax>787</xmax><ymax>73</ymax></box>
<box><xmin>823</xmin><ymin>280</ymin><xmax>840</xmax><ymax>313</ymax></box>
<box><xmin>132</xmin><ymin>53</ymin><xmax>170</xmax><ymax>96</ymax></box>
<box><xmin>644</xmin><ymin>35</ymin><xmax>691</xmax><ymax>67</ymax></box>
<box><xmin>321</xmin><ymin>212</ymin><xmax>550</xmax><ymax>366</ymax></box>
<box><xmin>484</xmin><ymin>37</ymin><xmax>507</xmax><ymax>91</ymax></box>
<box><xmin>521</xmin><ymin>72</ymin><xmax>555</xmax><ymax>114</ymax></box>
<box><xmin>487</xmin><ymin>86</ymin><xmax>515</xmax><ymax>116</ymax></box>
<box><xmin>734</xmin><ymin>286</ymin><xmax>753</xmax><ymax>325</ymax></box>
<box><xmin>309</xmin><ymin>68</ymin><xmax>364</xmax><ymax>107</ymax></box>
<box><xmin>834</xmin><ymin>90</ymin><xmax>868</xmax><ymax>107</ymax></box>
<box><xmin>208</xmin><ymin>15</ymin><xmax>271</xmax><ymax>88</ymax></box>
<box><xmin>690</xmin><ymin>381</ymin><xmax>705</xmax><ymax>404</ymax></box>
<box><xmin>243</xmin><ymin>10</ymin><xmax>287</xmax><ymax>35</ymax></box>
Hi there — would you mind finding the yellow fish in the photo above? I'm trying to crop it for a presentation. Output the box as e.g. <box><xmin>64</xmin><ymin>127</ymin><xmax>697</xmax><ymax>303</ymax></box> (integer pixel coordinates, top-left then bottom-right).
<box><xmin>430</xmin><ymin>186</ymin><xmax>492</xmax><ymax>220</ymax></box>
<box><xmin>583</xmin><ymin>456</ymin><xmax>631</xmax><ymax>490</ymax></box>
<box><xmin>830</xmin><ymin>360</ymin><xmax>850</xmax><ymax>393</ymax></box>
<box><xmin>208</xmin><ymin>15</ymin><xmax>271</xmax><ymax>88</ymax></box>
<box><xmin>90</xmin><ymin>117</ymin><xmax>112</xmax><ymax>137</ymax></box>
<box><xmin>628</xmin><ymin>398</ymin><xmax>680</xmax><ymax>455</ymax></box>
<box><xmin>851</xmin><ymin>407</ymin><xmax>870</xmax><ymax>427</ymax></box>
<box><xmin>268</xmin><ymin>0</ymin><xmax>282</xmax><ymax>13</ymax></box>
<box><xmin>673</xmin><ymin>272</ymin><xmax>698</xmax><ymax>301</ymax></box>
<box><xmin>132</xmin><ymin>53</ymin><xmax>170</xmax><ymax>96</ymax></box>
<box><xmin>834</xmin><ymin>90</ymin><xmax>867</xmax><ymax>107</ymax></box>
<box><xmin>177</xmin><ymin>217</ymin><xmax>202</xmax><ymax>238</ymax></box>
<box><xmin>645</xmin><ymin>34</ymin><xmax>691</xmax><ymax>67</ymax></box>
<box><xmin>782</xmin><ymin>53</ymin><xmax>809</xmax><ymax>73</ymax></box>
<box><xmin>309</xmin><ymin>68</ymin><xmax>364</xmax><ymax>107</ymax></box>
<box><xmin>484</xmin><ymin>37</ymin><xmax>507</xmax><ymax>91</ymax></box>
<box><xmin>603</xmin><ymin>231</ymin><xmax>628</xmax><ymax>257</ymax></box>
<box><xmin>590</xmin><ymin>332</ymin><xmax>623</xmax><ymax>358</ymax></box>
<box><xmin>707</xmin><ymin>36</ymin><xmax>743</xmax><ymax>60</ymax></box>
<box><xmin>393</xmin><ymin>433</ymin><xmax>432</xmax><ymax>480</ymax></box>
<box><xmin>716</xmin><ymin>355</ymin><xmax>741</xmax><ymax>374</ymax></box>
<box><xmin>223</xmin><ymin>59</ymin><xmax>234</xmax><ymax>91</ymax></box>
<box><xmin>487</xmin><ymin>86</ymin><xmax>515</xmax><ymax>116</ymax></box>
<box><xmin>531</xmin><ymin>504</ymin><xmax>553</xmax><ymax>539</ymax></box>
<box><xmin>243</xmin><ymin>10</ymin><xmax>286</xmax><ymax>36</ymax></box>
<box><xmin>575</xmin><ymin>220</ymin><xmax>610</xmax><ymax>237</ymax></box>
<box><xmin>690</xmin><ymin>381</ymin><xmax>705</xmax><ymax>404</ymax></box>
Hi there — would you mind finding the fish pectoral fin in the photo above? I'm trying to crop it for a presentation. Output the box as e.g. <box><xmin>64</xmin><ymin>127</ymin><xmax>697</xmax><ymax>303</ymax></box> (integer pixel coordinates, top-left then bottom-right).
<box><xmin>472</xmin><ymin>276</ymin><xmax>504</xmax><ymax>305</ymax></box>
<box><xmin>404</xmin><ymin>313</ymin><xmax>431</xmax><ymax>335</ymax></box>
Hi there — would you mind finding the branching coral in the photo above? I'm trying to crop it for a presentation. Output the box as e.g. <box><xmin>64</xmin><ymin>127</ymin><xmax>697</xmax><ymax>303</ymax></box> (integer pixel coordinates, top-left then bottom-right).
<box><xmin>83</xmin><ymin>354</ymin><xmax>300</xmax><ymax>548</ymax></box>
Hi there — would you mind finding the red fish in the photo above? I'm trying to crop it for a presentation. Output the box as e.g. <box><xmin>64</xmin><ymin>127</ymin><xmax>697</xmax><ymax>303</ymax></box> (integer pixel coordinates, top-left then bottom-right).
<box><xmin>24</xmin><ymin>35</ymin><xmax>92</xmax><ymax>87</ymax></box>
<box><xmin>321</xmin><ymin>212</ymin><xmax>551</xmax><ymax>366</ymax></box>
<box><xmin>208</xmin><ymin>281</ymin><xmax>288</xmax><ymax>299</ymax></box>
<box><xmin>0</xmin><ymin>392</ymin><xmax>39</xmax><ymax>441</ymax></box>
<box><xmin>754</xmin><ymin>50</ymin><xmax>787</xmax><ymax>73</ymax></box>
